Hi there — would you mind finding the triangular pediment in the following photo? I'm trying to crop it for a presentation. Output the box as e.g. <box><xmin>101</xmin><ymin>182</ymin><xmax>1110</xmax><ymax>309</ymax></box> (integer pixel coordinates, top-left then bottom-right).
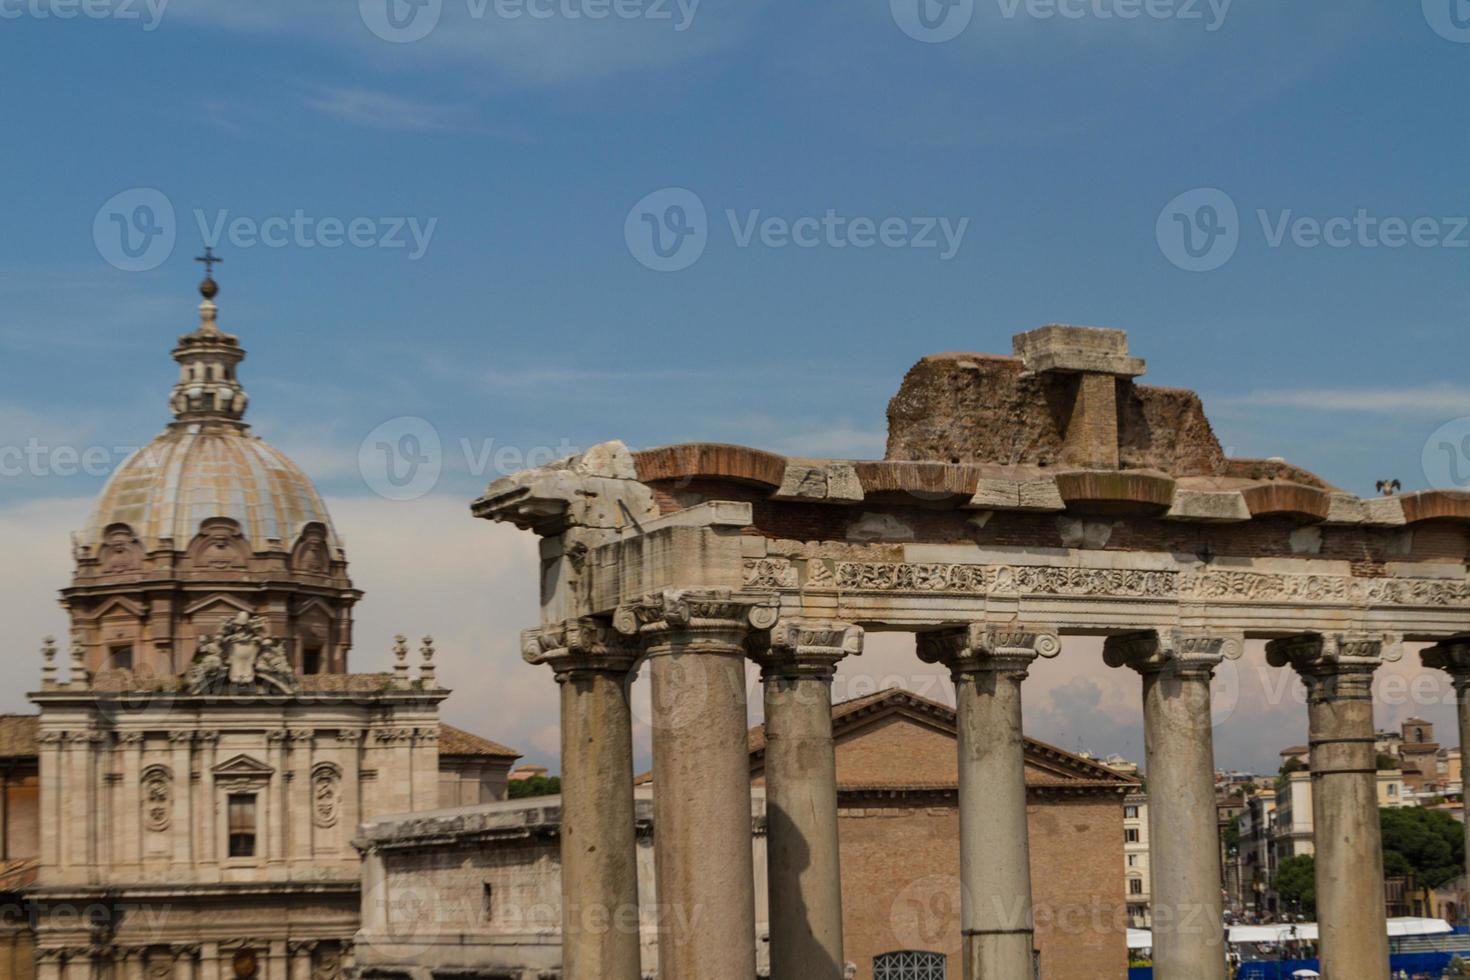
<box><xmin>212</xmin><ymin>753</ymin><xmax>274</xmax><ymax>777</ymax></box>
<box><xmin>94</xmin><ymin>595</ymin><xmax>147</xmax><ymax>620</ymax></box>
<box><xmin>748</xmin><ymin>688</ymin><xmax>1141</xmax><ymax>791</ymax></box>
<box><xmin>184</xmin><ymin>593</ymin><xmax>257</xmax><ymax>618</ymax></box>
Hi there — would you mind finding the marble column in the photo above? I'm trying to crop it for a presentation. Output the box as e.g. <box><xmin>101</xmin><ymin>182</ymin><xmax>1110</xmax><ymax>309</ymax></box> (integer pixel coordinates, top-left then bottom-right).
<box><xmin>1421</xmin><ymin>638</ymin><xmax>1470</xmax><ymax>913</ymax></box>
<box><xmin>917</xmin><ymin>624</ymin><xmax>1059</xmax><ymax>980</ymax></box>
<box><xmin>748</xmin><ymin>621</ymin><xmax>863</xmax><ymax>980</ymax></box>
<box><xmin>1267</xmin><ymin>632</ymin><xmax>1396</xmax><ymax>980</ymax></box>
<box><xmin>523</xmin><ymin>619</ymin><xmax>643</xmax><ymax>980</ymax></box>
<box><xmin>616</xmin><ymin>590</ymin><xmax>776</xmax><ymax>980</ymax></box>
<box><xmin>1105</xmin><ymin>630</ymin><xmax>1240</xmax><ymax>980</ymax></box>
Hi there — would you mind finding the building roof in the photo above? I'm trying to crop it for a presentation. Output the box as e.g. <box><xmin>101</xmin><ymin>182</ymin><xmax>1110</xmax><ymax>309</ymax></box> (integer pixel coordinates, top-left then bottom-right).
<box><xmin>0</xmin><ymin>716</ymin><xmax>36</xmax><ymax>759</ymax></box>
<box><xmin>440</xmin><ymin>723</ymin><xmax>520</xmax><ymax>759</ymax></box>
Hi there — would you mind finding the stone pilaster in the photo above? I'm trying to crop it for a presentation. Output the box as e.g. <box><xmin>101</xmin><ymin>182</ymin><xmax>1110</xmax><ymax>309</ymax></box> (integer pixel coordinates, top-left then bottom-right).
<box><xmin>169</xmin><ymin>730</ymin><xmax>195</xmax><ymax>866</ymax></box>
<box><xmin>119</xmin><ymin>731</ymin><xmax>145</xmax><ymax>870</ymax></box>
<box><xmin>288</xmin><ymin>730</ymin><xmax>314</xmax><ymax>863</ymax></box>
<box><xmin>917</xmin><ymin>624</ymin><xmax>1059</xmax><ymax>980</ymax></box>
<box><xmin>747</xmin><ymin>620</ymin><xmax>863</xmax><ymax>980</ymax></box>
<box><xmin>1104</xmin><ymin>630</ymin><xmax>1240</xmax><ymax>980</ymax></box>
<box><xmin>614</xmin><ymin>590</ymin><xmax>778</xmax><ymax>980</ymax></box>
<box><xmin>267</xmin><ymin>729</ymin><xmax>289</xmax><ymax>864</ymax></box>
<box><xmin>286</xmin><ymin>940</ymin><xmax>316</xmax><ymax>980</ymax></box>
<box><xmin>524</xmin><ymin>618</ymin><xmax>643</xmax><ymax>980</ymax></box>
<box><xmin>1421</xmin><ymin>638</ymin><xmax>1470</xmax><ymax>912</ymax></box>
<box><xmin>1267</xmin><ymin>632</ymin><xmax>1399</xmax><ymax>980</ymax></box>
<box><xmin>197</xmin><ymin>731</ymin><xmax>219</xmax><ymax>869</ymax></box>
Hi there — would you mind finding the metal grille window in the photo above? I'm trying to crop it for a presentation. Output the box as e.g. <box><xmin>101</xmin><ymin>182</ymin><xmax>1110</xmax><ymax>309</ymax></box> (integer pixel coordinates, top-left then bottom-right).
<box><xmin>228</xmin><ymin>793</ymin><xmax>257</xmax><ymax>857</ymax></box>
<box><xmin>874</xmin><ymin>951</ymin><xmax>947</xmax><ymax>980</ymax></box>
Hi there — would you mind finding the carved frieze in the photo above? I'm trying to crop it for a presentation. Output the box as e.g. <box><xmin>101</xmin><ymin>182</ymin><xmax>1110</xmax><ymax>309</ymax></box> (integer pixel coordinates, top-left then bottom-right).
<box><xmin>737</xmin><ymin>554</ymin><xmax>1470</xmax><ymax>612</ymax></box>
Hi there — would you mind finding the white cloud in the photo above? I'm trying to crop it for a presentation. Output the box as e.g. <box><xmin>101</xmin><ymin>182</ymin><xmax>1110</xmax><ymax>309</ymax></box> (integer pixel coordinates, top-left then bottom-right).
<box><xmin>165</xmin><ymin>0</ymin><xmax>768</xmax><ymax>87</ymax></box>
<box><xmin>301</xmin><ymin>86</ymin><xmax>481</xmax><ymax>132</ymax></box>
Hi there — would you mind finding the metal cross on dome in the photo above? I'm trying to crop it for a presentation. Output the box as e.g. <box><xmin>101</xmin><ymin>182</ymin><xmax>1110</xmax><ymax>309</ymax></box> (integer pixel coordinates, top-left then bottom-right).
<box><xmin>195</xmin><ymin>245</ymin><xmax>224</xmax><ymax>279</ymax></box>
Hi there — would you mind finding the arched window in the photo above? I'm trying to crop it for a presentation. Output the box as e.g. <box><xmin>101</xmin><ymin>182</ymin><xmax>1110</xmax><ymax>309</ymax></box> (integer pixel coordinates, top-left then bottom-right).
<box><xmin>874</xmin><ymin>951</ymin><xmax>947</xmax><ymax>980</ymax></box>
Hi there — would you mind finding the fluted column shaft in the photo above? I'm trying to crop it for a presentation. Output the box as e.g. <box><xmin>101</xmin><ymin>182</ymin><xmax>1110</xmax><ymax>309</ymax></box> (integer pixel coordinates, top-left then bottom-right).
<box><xmin>919</xmin><ymin>624</ymin><xmax>1058</xmax><ymax>980</ymax></box>
<box><xmin>617</xmin><ymin>591</ymin><xmax>776</xmax><ymax>980</ymax></box>
<box><xmin>751</xmin><ymin>621</ymin><xmax>863</xmax><ymax>980</ymax></box>
<box><xmin>1268</xmin><ymin>632</ymin><xmax>1395</xmax><ymax>980</ymax></box>
<box><xmin>1422</xmin><ymin>640</ymin><xmax>1470</xmax><ymax>925</ymax></box>
<box><xmin>524</xmin><ymin>620</ymin><xmax>643</xmax><ymax>980</ymax></box>
<box><xmin>1105</xmin><ymin>630</ymin><xmax>1238</xmax><ymax>980</ymax></box>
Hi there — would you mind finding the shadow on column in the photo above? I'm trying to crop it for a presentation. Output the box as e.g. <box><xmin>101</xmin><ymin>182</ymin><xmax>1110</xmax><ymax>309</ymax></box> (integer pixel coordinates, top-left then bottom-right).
<box><xmin>766</xmin><ymin>800</ymin><xmax>843</xmax><ymax>980</ymax></box>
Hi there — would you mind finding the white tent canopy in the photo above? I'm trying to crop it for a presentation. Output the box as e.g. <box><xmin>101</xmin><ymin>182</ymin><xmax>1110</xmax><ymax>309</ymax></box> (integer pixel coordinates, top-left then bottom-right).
<box><xmin>1125</xmin><ymin>917</ymin><xmax>1452</xmax><ymax>951</ymax></box>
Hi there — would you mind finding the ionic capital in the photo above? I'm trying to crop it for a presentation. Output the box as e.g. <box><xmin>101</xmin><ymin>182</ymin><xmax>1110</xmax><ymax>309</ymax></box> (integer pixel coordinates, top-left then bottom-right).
<box><xmin>1421</xmin><ymin>638</ymin><xmax>1470</xmax><ymax>689</ymax></box>
<box><xmin>523</xmin><ymin>618</ymin><xmax>642</xmax><ymax>680</ymax></box>
<box><xmin>613</xmin><ymin>589</ymin><xmax>780</xmax><ymax>655</ymax></box>
<box><xmin>1265</xmin><ymin>631</ymin><xmax>1402</xmax><ymax>701</ymax></box>
<box><xmin>917</xmin><ymin>623</ymin><xmax>1060</xmax><ymax>677</ymax></box>
<box><xmin>1103</xmin><ymin>629</ymin><xmax>1243</xmax><ymax>678</ymax></box>
<box><xmin>748</xmin><ymin>620</ymin><xmax>864</xmax><ymax>680</ymax></box>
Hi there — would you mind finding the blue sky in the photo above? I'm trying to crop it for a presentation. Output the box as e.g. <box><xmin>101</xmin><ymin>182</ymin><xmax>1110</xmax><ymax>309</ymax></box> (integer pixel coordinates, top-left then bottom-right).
<box><xmin>3</xmin><ymin>0</ymin><xmax>1470</xmax><ymax>772</ymax></box>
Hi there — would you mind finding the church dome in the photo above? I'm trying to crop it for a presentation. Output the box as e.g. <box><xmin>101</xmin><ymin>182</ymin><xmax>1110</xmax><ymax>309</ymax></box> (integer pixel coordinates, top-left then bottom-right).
<box><xmin>77</xmin><ymin>271</ymin><xmax>342</xmax><ymax>558</ymax></box>
<box><xmin>80</xmin><ymin>423</ymin><xmax>341</xmax><ymax>555</ymax></box>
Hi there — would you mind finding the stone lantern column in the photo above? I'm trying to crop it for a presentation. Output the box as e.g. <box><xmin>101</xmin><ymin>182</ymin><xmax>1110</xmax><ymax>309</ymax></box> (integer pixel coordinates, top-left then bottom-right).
<box><xmin>1104</xmin><ymin>630</ymin><xmax>1240</xmax><ymax>980</ymax></box>
<box><xmin>747</xmin><ymin>620</ymin><xmax>864</xmax><ymax>980</ymax></box>
<box><xmin>1420</xmin><ymin>638</ymin><xmax>1470</xmax><ymax>905</ymax></box>
<box><xmin>1266</xmin><ymin>632</ymin><xmax>1397</xmax><ymax>980</ymax></box>
<box><xmin>917</xmin><ymin>624</ymin><xmax>1059</xmax><ymax>980</ymax></box>
<box><xmin>523</xmin><ymin>619</ymin><xmax>644</xmax><ymax>980</ymax></box>
<box><xmin>616</xmin><ymin>590</ymin><xmax>778</xmax><ymax>980</ymax></box>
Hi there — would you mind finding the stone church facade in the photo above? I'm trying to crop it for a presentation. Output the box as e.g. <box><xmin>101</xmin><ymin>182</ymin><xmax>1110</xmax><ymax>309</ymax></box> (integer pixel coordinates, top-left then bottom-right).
<box><xmin>352</xmin><ymin>689</ymin><xmax>1136</xmax><ymax>980</ymax></box>
<box><xmin>9</xmin><ymin>277</ymin><xmax>520</xmax><ymax>980</ymax></box>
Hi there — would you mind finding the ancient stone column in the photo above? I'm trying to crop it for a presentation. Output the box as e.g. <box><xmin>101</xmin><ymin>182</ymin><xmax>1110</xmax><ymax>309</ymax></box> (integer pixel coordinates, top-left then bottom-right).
<box><xmin>1267</xmin><ymin>632</ymin><xmax>1397</xmax><ymax>980</ymax></box>
<box><xmin>524</xmin><ymin>619</ymin><xmax>644</xmax><ymax>980</ymax></box>
<box><xmin>748</xmin><ymin>620</ymin><xmax>864</xmax><ymax>980</ymax></box>
<box><xmin>1421</xmin><ymin>639</ymin><xmax>1470</xmax><ymax>906</ymax></box>
<box><xmin>616</xmin><ymin>590</ymin><xmax>777</xmax><ymax>980</ymax></box>
<box><xmin>1104</xmin><ymin>630</ymin><xmax>1240</xmax><ymax>980</ymax></box>
<box><xmin>917</xmin><ymin>624</ymin><xmax>1059</xmax><ymax>980</ymax></box>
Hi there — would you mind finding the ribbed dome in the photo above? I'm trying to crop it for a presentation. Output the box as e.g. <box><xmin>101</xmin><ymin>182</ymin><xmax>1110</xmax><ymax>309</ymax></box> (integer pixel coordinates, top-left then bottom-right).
<box><xmin>80</xmin><ymin>422</ymin><xmax>342</xmax><ymax>554</ymax></box>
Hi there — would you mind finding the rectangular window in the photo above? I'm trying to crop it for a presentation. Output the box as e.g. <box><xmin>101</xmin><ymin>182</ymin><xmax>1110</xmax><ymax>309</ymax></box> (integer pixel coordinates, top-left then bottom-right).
<box><xmin>1129</xmin><ymin>878</ymin><xmax>1144</xmax><ymax>896</ymax></box>
<box><xmin>1127</xmin><ymin>854</ymin><xmax>1138</xmax><ymax>868</ymax></box>
<box><xmin>110</xmin><ymin>645</ymin><xmax>133</xmax><ymax>671</ymax></box>
<box><xmin>303</xmin><ymin>647</ymin><xmax>323</xmax><ymax>675</ymax></box>
<box><xmin>1126</xmin><ymin>828</ymin><xmax>1140</xmax><ymax>843</ymax></box>
<box><xmin>483</xmin><ymin>883</ymin><xmax>494</xmax><ymax>921</ymax></box>
<box><xmin>228</xmin><ymin>794</ymin><xmax>257</xmax><ymax>858</ymax></box>
<box><xmin>1124</xmin><ymin>805</ymin><xmax>1138</xmax><ymax>818</ymax></box>
<box><xmin>1388</xmin><ymin>784</ymin><xmax>1398</xmax><ymax>796</ymax></box>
